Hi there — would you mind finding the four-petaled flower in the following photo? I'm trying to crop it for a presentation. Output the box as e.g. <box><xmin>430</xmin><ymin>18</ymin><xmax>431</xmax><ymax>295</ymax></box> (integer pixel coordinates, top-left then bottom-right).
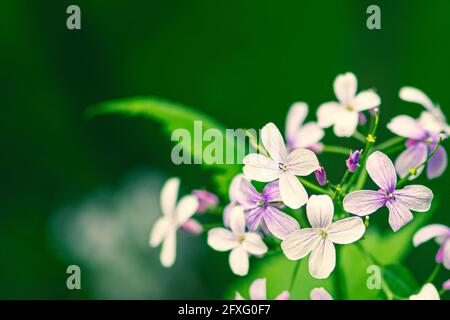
<box><xmin>413</xmin><ymin>224</ymin><xmax>450</xmax><ymax>269</ymax></box>
<box><xmin>235</xmin><ymin>278</ymin><xmax>289</xmax><ymax>300</ymax></box>
<box><xmin>282</xmin><ymin>195</ymin><xmax>365</xmax><ymax>279</ymax></box>
<box><xmin>343</xmin><ymin>151</ymin><xmax>433</xmax><ymax>232</ymax></box>
<box><xmin>409</xmin><ymin>283</ymin><xmax>440</xmax><ymax>300</ymax></box>
<box><xmin>150</xmin><ymin>177</ymin><xmax>199</xmax><ymax>267</ymax></box>
<box><xmin>317</xmin><ymin>72</ymin><xmax>381</xmax><ymax>137</ymax></box>
<box><xmin>208</xmin><ymin>207</ymin><xmax>268</xmax><ymax>276</ymax></box>
<box><xmin>243</xmin><ymin>122</ymin><xmax>320</xmax><ymax>209</ymax></box>
<box><xmin>285</xmin><ymin>102</ymin><xmax>324</xmax><ymax>153</ymax></box>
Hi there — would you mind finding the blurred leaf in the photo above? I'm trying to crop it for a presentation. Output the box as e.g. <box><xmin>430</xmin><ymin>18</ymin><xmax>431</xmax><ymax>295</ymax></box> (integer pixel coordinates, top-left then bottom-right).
<box><xmin>383</xmin><ymin>264</ymin><xmax>419</xmax><ymax>298</ymax></box>
<box><xmin>86</xmin><ymin>96</ymin><xmax>240</xmax><ymax>197</ymax></box>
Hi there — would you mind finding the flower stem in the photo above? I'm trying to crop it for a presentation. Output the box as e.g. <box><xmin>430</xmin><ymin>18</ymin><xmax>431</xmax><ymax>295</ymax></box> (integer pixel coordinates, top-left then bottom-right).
<box><xmin>425</xmin><ymin>263</ymin><xmax>442</xmax><ymax>284</ymax></box>
<box><xmin>375</xmin><ymin>136</ymin><xmax>405</xmax><ymax>151</ymax></box>
<box><xmin>322</xmin><ymin>145</ymin><xmax>350</xmax><ymax>156</ymax></box>
<box><xmin>352</xmin><ymin>131</ymin><xmax>367</xmax><ymax>144</ymax></box>
<box><xmin>289</xmin><ymin>260</ymin><xmax>302</xmax><ymax>293</ymax></box>
<box><xmin>298</xmin><ymin>177</ymin><xmax>333</xmax><ymax>196</ymax></box>
<box><xmin>334</xmin><ymin>246</ymin><xmax>346</xmax><ymax>299</ymax></box>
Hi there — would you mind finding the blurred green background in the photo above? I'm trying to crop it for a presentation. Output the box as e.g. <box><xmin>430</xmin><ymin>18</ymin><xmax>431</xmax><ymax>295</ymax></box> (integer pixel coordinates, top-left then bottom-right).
<box><xmin>1</xmin><ymin>0</ymin><xmax>449</xmax><ymax>299</ymax></box>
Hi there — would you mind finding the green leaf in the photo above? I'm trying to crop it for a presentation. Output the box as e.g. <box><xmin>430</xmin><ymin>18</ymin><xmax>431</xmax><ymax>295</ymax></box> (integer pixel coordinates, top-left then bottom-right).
<box><xmin>86</xmin><ymin>96</ymin><xmax>240</xmax><ymax>197</ymax></box>
<box><xmin>382</xmin><ymin>264</ymin><xmax>419</xmax><ymax>298</ymax></box>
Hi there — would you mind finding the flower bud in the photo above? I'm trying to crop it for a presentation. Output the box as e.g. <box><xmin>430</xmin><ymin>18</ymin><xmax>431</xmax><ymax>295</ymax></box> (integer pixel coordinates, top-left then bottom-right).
<box><xmin>192</xmin><ymin>190</ymin><xmax>219</xmax><ymax>213</ymax></box>
<box><xmin>315</xmin><ymin>166</ymin><xmax>327</xmax><ymax>186</ymax></box>
<box><xmin>443</xmin><ymin>279</ymin><xmax>450</xmax><ymax>291</ymax></box>
<box><xmin>181</xmin><ymin>219</ymin><xmax>203</xmax><ymax>235</ymax></box>
<box><xmin>346</xmin><ymin>150</ymin><xmax>362</xmax><ymax>173</ymax></box>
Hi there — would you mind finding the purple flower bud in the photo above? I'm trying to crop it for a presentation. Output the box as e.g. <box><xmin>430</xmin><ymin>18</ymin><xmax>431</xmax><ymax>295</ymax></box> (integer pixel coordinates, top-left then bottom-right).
<box><xmin>358</xmin><ymin>112</ymin><xmax>367</xmax><ymax>125</ymax></box>
<box><xmin>315</xmin><ymin>166</ymin><xmax>327</xmax><ymax>186</ymax></box>
<box><xmin>346</xmin><ymin>150</ymin><xmax>362</xmax><ymax>173</ymax></box>
<box><xmin>181</xmin><ymin>219</ymin><xmax>203</xmax><ymax>235</ymax></box>
<box><xmin>443</xmin><ymin>279</ymin><xmax>450</xmax><ymax>291</ymax></box>
<box><xmin>192</xmin><ymin>190</ymin><xmax>219</xmax><ymax>213</ymax></box>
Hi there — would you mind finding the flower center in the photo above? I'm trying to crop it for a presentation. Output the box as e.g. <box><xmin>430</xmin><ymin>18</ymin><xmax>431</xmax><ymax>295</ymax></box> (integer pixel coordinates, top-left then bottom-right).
<box><xmin>278</xmin><ymin>163</ymin><xmax>288</xmax><ymax>172</ymax></box>
<box><xmin>317</xmin><ymin>228</ymin><xmax>328</xmax><ymax>240</ymax></box>
<box><xmin>237</xmin><ymin>234</ymin><xmax>245</xmax><ymax>244</ymax></box>
<box><xmin>256</xmin><ymin>201</ymin><xmax>266</xmax><ymax>206</ymax></box>
<box><xmin>386</xmin><ymin>192</ymin><xmax>395</xmax><ymax>201</ymax></box>
<box><xmin>345</xmin><ymin>104</ymin><xmax>354</xmax><ymax>112</ymax></box>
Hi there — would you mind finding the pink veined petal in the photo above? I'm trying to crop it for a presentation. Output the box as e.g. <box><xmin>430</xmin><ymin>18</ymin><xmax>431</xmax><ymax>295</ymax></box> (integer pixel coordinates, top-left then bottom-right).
<box><xmin>366</xmin><ymin>151</ymin><xmax>397</xmax><ymax>192</ymax></box>
<box><xmin>242</xmin><ymin>232</ymin><xmax>268</xmax><ymax>256</ymax></box>
<box><xmin>333</xmin><ymin>109</ymin><xmax>359</xmax><ymax>137</ymax></box>
<box><xmin>317</xmin><ymin>102</ymin><xmax>341</xmax><ymax>128</ymax></box>
<box><xmin>207</xmin><ymin>228</ymin><xmax>238</xmax><ymax>251</ymax></box>
<box><xmin>309</xmin><ymin>239</ymin><xmax>336</xmax><ymax>279</ymax></box>
<box><xmin>287</xmin><ymin>148</ymin><xmax>320</xmax><ymax>176</ymax></box>
<box><xmin>310</xmin><ymin>287</ymin><xmax>333</xmax><ymax>300</ymax></box>
<box><xmin>386</xmin><ymin>200</ymin><xmax>414</xmax><ymax>232</ymax></box>
<box><xmin>243</xmin><ymin>154</ymin><xmax>280</xmax><ymax>182</ymax></box>
<box><xmin>395</xmin><ymin>142</ymin><xmax>427</xmax><ymax>180</ymax></box>
<box><xmin>444</xmin><ymin>240</ymin><xmax>450</xmax><ymax>270</ymax></box>
<box><xmin>175</xmin><ymin>195</ymin><xmax>199</xmax><ymax>225</ymax></box>
<box><xmin>160</xmin><ymin>229</ymin><xmax>176</xmax><ymax>267</ymax></box>
<box><xmin>275</xmin><ymin>291</ymin><xmax>290</xmax><ymax>300</ymax></box>
<box><xmin>236</xmin><ymin>179</ymin><xmax>264</xmax><ymax>208</ymax></box>
<box><xmin>352</xmin><ymin>90</ymin><xmax>381</xmax><ymax>111</ymax></box>
<box><xmin>160</xmin><ymin>177</ymin><xmax>180</xmax><ymax>218</ymax></box>
<box><xmin>286</xmin><ymin>102</ymin><xmax>308</xmax><ymax>144</ymax></box>
<box><xmin>279</xmin><ymin>172</ymin><xmax>309</xmax><ymax>209</ymax></box>
<box><xmin>427</xmin><ymin>146</ymin><xmax>447</xmax><ymax>179</ymax></box>
<box><xmin>245</xmin><ymin>207</ymin><xmax>265</xmax><ymax>231</ymax></box>
<box><xmin>334</xmin><ymin>72</ymin><xmax>357</xmax><ymax>105</ymax></box>
<box><xmin>229</xmin><ymin>246</ymin><xmax>249</xmax><ymax>276</ymax></box>
<box><xmin>249</xmin><ymin>278</ymin><xmax>267</xmax><ymax>300</ymax></box>
<box><xmin>306</xmin><ymin>195</ymin><xmax>334</xmax><ymax>228</ymax></box>
<box><xmin>327</xmin><ymin>217</ymin><xmax>366</xmax><ymax>244</ymax></box>
<box><xmin>291</xmin><ymin>122</ymin><xmax>325</xmax><ymax>150</ymax></box>
<box><xmin>395</xmin><ymin>185</ymin><xmax>433</xmax><ymax>212</ymax></box>
<box><xmin>409</xmin><ymin>283</ymin><xmax>440</xmax><ymax>300</ymax></box>
<box><xmin>235</xmin><ymin>292</ymin><xmax>245</xmax><ymax>300</ymax></box>
<box><xmin>412</xmin><ymin>224</ymin><xmax>450</xmax><ymax>247</ymax></box>
<box><xmin>261</xmin><ymin>122</ymin><xmax>288</xmax><ymax>163</ymax></box>
<box><xmin>343</xmin><ymin>190</ymin><xmax>386</xmax><ymax>216</ymax></box>
<box><xmin>262</xmin><ymin>180</ymin><xmax>282</xmax><ymax>203</ymax></box>
<box><xmin>263</xmin><ymin>206</ymin><xmax>300</xmax><ymax>240</ymax></box>
<box><xmin>229</xmin><ymin>206</ymin><xmax>247</xmax><ymax>236</ymax></box>
<box><xmin>400</xmin><ymin>87</ymin><xmax>435</xmax><ymax>111</ymax></box>
<box><xmin>149</xmin><ymin>217</ymin><xmax>171</xmax><ymax>247</ymax></box>
<box><xmin>281</xmin><ymin>229</ymin><xmax>321</xmax><ymax>260</ymax></box>
<box><xmin>387</xmin><ymin>115</ymin><xmax>426</xmax><ymax>139</ymax></box>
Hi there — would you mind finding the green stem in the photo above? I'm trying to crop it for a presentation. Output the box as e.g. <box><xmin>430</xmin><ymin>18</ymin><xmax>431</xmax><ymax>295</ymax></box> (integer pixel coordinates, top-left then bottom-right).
<box><xmin>245</xmin><ymin>129</ymin><xmax>268</xmax><ymax>156</ymax></box>
<box><xmin>352</xmin><ymin>131</ymin><xmax>367</xmax><ymax>144</ymax></box>
<box><xmin>289</xmin><ymin>260</ymin><xmax>302</xmax><ymax>293</ymax></box>
<box><xmin>334</xmin><ymin>246</ymin><xmax>346</xmax><ymax>299</ymax></box>
<box><xmin>299</xmin><ymin>177</ymin><xmax>332</xmax><ymax>196</ymax></box>
<box><xmin>425</xmin><ymin>264</ymin><xmax>442</xmax><ymax>284</ymax></box>
<box><xmin>375</xmin><ymin>136</ymin><xmax>405</xmax><ymax>151</ymax></box>
<box><xmin>322</xmin><ymin>145</ymin><xmax>350</xmax><ymax>156</ymax></box>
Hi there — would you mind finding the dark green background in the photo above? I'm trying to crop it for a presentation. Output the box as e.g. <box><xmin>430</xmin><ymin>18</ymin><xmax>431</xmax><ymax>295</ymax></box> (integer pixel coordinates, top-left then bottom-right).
<box><xmin>1</xmin><ymin>0</ymin><xmax>449</xmax><ymax>298</ymax></box>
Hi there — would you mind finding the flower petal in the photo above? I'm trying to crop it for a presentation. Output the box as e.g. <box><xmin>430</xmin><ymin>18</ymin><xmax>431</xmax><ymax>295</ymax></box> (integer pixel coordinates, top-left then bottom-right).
<box><xmin>400</xmin><ymin>87</ymin><xmax>434</xmax><ymax>111</ymax></box>
<box><xmin>279</xmin><ymin>172</ymin><xmax>309</xmax><ymax>209</ymax></box>
<box><xmin>180</xmin><ymin>219</ymin><xmax>203</xmax><ymax>235</ymax></box>
<box><xmin>229</xmin><ymin>174</ymin><xmax>246</xmax><ymax>203</ymax></box>
<box><xmin>281</xmin><ymin>229</ymin><xmax>320</xmax><ymax>260</ymax></box>
<box><xmin>386</xmin><ymin>200</ymin><xmax>413</xmax><ymax>232</ymax></box>
<box><xmin>236</xmin><ymin>179</ymin><xmax>264</xmax><ymax>207</ymax></box>
<box><xmin>175</xmin><ymin>195</ymin><xmax>199</xmax><ymax>225</ymax></box>
<box><xmin>333</xmin><ymin>109</ymin><xmax>359</xmax><ymax>137</ymax></box>
<box><xmin>395</xmin><ymin>142</ymin><xmax>427</xmax><ymax>180</ymax></box>
<box><xmin>409</xmin><ymin>283</ymin><xmax>440</xmax><ymax>300</ymax></box>
<box><xmin>262</xmin><ymin>180</ymin><xmax>282</xmax><ymax>202</ymax></box>
<box><xmin>413</xmin><ymin>224</ymin><xmax>450</xmax><ymax>247</ymax></box>
<box><xmin>328</xmin><ymin>217</ymin><xmax>366</xmax><ymax>244</ymax></box>
<box><xmin>229</xmin><ymin>246</ymin><xmax>249</xmax><ymax>276</ymax></box>
<box><xmin>160</xmin><ymin>177</ymin><xmax>180</xmax><ymax>217</ymax></box>
<box><xmin>317</xmin><ymin>102</ymin><xmax>341</xmax><ymax>128</ymax></box>
<box><xmin>334</xmin><ymin>72</ymin><xmax>357</xmax><ymax>105</ymax></box>
<box><xmin>291</xmin><ymin>122</ymin><xmax>325</xmax><ymax>150</ymax></box>
<box><xmin>419</xmin><ymin>111</ymin><xmax>443</xmax><ymax>134</ymax></box>
<box><xmin>149</xmin><ymin>217</ymin><xmax>171</xmax><ymax>247</ymax></box>
<box><xmin>235</xmin><ymin>292</ymin><xmax>245</xmax><ymax>300</ymax></box>
<box><xmin>427</xmin><ymin>146</ymin><xmax>447</xmax><ymax>179</ymax></box>
<box><xmin>310</xmin><ymin>287</ymin><xmax>333</xmax><ymax>300</ymax></box>
<box><xmin>245</xmin><ymin>207</ymin><xmax>265</xmax><ymax>231</ymax></box>
<box><xmin>275</xmin><ymin>291</ymin><xmax>290</xmax><ymax>300</ymax></box>
<box><xmin>367</xmin><ymin>151</ymin><xmax>397</xmax><ymax>192</ymax></box>
<box><xmin>387</xmin><ymin>115</ymin><xmax>426</xmax><ymax>139</ymax></box>
<box><xmin>353</xmin><ymin>90</ymin><xmax>381</xmax><ymax>111</ymax></box>
<box><xmin>263</xmin><ymin>206</ymin><xmax>300</xmax><ymax>240</ymax></box>
<box><xmin>160</xmin><ymin>229</ymin><xmax>176</xmax><ymax>267</ymax></box>
<box><xmin>443</xmin><ymin>240</ymin><xmax>450</xmax><ymax>270</ymax></box>
<box><xmin>287</xmin><ymin>148</ymin><xmax>320</xmax><ymax>176</ymax></box>
<box><xmin>343</xmin><ymin>190</ymin><xmax>386</xmax><ymax>216</ymax></box>
<box><xmin>395</xmin><ymin>185</ymin><xmax>433</xmax><ymax>212</ymax></box>
<box><xmin>249</xmin><ymin>279</ymin><xmax>267</xmax><ymax>300</ymax></box>
<box><xmin>261</xmin><ymin>122</ymin><xmax>288</xmax><ymax>163</ymax></box>
<box><xmin>230</xmin><ymin>206</ymin><xmax>247</xmax><ymax>235</ymax></box>
<box><xmin>286</xmin><ymin>102</ymin><xmax>308</xmax><ymax>144</ymax></box>
<box><xmin>309</xmin><ymin>239</ymin><xmax>336</xmax><ymax>279</ymax></box>
<box><xmin>242</xmin><ymin>232</ymin><xmax>268</xmax><ymax>255</ymax></box>
<box><xmin>243</xmin><ymin>154</ymin><xmax>280</xmax><ymax>182</ymax></box>
<box><xmin>306</xmin><ymin>194</ymin><xmax>334</xmax><ymax>228</ymax></box>
<box><xmin>207</xmin><ymin>228</ymin><xmax>237</xmax><ymax>251</ymax></box>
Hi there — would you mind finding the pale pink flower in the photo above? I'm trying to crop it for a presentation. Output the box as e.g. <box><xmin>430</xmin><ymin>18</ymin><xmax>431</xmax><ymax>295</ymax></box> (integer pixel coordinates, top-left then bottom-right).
<box><xmin>310</xmin><ymin>287</ymin><xmax>333</xmax><ymax>300</ymax></box>
<box><xmin>243</xmin><ymin>122</ymin><xmax>320</xmax><ymax>209</ymax></box>
<box><xmin>317</xmin><ymin>72</ymin><xmax>381</xmax><ymax>137</ymax></box>
<box><xmin>343</xmin><ymin>151</ymin><xmax>433</xmax><ymax>232</ymax></box>
<box><xmin>413</xmin><ymin>224</ymin><xmax>450</xmax><ymax>269</ymax></box>
<box><xmin>282</xmin><ymin>195</ymin><xmax>365</xmax><ymax>279</ymax></box>
<box><xmin>149</xmin><ymin>178</ymin><xmax>199</xmax><ymax>267</ymax></box>
<box><xmin>409</xmin><ymin>283</ymin><xmax>440</xmax><ymax>300</ymax></box>
<box><xmin>235</xmin><ymin>278</ymin><xmax>289</xmax><ymax>300</ymax></box>
<box><xmin>207</xmin><ymin>207</ymin><xmax>267</xmax><ymax>276</ymax></box>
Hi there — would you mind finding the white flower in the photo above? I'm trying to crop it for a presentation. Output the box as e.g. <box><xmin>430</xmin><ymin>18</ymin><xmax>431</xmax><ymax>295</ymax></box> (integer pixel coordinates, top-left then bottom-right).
<box><xmin>281</xmin><ymin>195</ymin><xmax>365</xmax><ymax>279</ymax></box>
<box><xmin>207</xmin><ymin>206</ymin><xmax>268</xmax><ymax>276</ymax></box>
<box><xmin>317</xmin><ymin>72</ymin><xmax>381</xmax><ymax>137</ymax></box>
<box><xmin>243</xmin><ymin>122</ymin><xmax>320</xmax><ymax>209</ymax></box>
<box><xmin>235</xmin><ymin>278</ymin><xmax>289</xmax><ymax>300</ymax></box>
<box><xmin>149</xmin><ymin>177</ymin><xmax>199</xmax><ymax>267</ymax></box>
<box><xmin>409</xmin><ymin>283</ymin><xmax>440</xmax><ymax>300</ymax></box>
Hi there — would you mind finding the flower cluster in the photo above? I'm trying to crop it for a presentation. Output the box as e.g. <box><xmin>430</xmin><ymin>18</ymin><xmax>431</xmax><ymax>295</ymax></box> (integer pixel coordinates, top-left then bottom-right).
<box><xmin>149</xmin><ymin>72</ymin><xmax>449</xmax><ymax>300</ymax></box>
